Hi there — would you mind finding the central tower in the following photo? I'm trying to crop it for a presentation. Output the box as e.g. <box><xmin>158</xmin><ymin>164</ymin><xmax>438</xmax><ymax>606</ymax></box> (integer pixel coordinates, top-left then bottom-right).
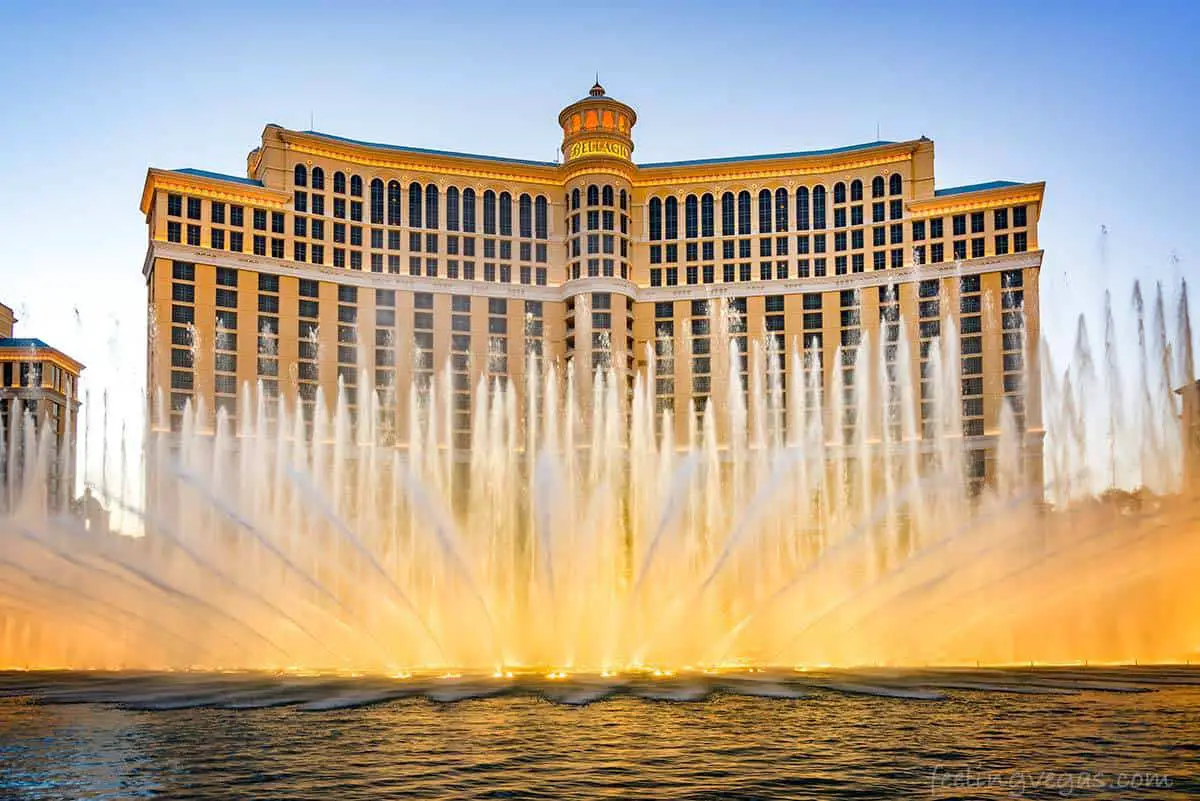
<box><xmin>558</xmin><ymin>81</ymin><xmax>637</xmax><ymax>165</ymax></box>
<box><xmin>557</xmin><ymin>83</ymin><xmax>639</xmax><ymax>397</ymax></box>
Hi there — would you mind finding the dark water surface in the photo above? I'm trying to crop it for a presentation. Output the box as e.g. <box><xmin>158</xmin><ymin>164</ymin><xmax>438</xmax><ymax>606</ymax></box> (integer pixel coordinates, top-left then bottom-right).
<box><xmin>1</xmin><ymin>667</ymin><xmax>1198</xmax><ymax>800</ymax></box>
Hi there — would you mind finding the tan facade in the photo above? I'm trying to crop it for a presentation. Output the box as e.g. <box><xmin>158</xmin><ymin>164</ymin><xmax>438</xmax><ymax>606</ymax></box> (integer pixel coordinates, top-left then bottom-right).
<box><xmin>140</xmin><ymin>84</ymin><xmax>1044</xmax><ymax>489</ymax></box>
<box><xmin>0</xmin><ymin>305</ymin><xmax>84</xmax><ymax>510</ymax></box>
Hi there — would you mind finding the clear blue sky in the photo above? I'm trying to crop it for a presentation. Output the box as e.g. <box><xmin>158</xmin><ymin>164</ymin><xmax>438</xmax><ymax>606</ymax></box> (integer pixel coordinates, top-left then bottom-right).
<box><xmin>0</xmin><ymin>0</ymin><xmax>1197</xmax><ymax>490</ymax></box>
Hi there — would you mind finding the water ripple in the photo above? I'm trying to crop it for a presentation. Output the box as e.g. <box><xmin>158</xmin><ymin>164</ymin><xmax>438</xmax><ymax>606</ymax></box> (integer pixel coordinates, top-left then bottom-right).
<box><xmin>1</xmin><ymin>668</ymin><xmax>1199</xmax><ymax>799</ymax></box>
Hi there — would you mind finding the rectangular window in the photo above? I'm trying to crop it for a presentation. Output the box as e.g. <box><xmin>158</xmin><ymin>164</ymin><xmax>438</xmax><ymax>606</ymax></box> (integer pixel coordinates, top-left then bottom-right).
<box><xmin>211</xmin><ymin>201</ymin><xmax>226</xmax><ymax>224</ymax></box>
<box><xmin>167</xmin><ymin>194</ymin><xmax>182</xmax><ymax>216</ymax></box>
<box><xmin>167</xmin><ymin>221</ymin><xmax>181</xmax><ymax>242</ymax></box>
<box><xmin>186</xmin><ymin>225</ymin><xmax>200</xmax><ymax>246</ymax></box>
<box><xmin>971</xmin><ymin>238</ymin><xmax>985</xmax><ymax>258</ymax></box>
<box><xmin>994</xmin><ymin>208</ymin><xmax>1009</xmax><ymax>230</ymax></box>
<box><xmin>1014</xmin><ymin>232</ymin><xmax>1027</xmax><ymax>252</ymax></box>
<box><xmin>1013</xmin><ymin>206</ymin><xmax>1027</xmax><ymax>227</ymax></box>
<box><xmin>971</xmin><ymin>212</ymin><xmax>985</xmax><ymax>233</ymax></box>
<box><xmin>995</xmin><ymin>234</ymin><xmax>1009</xmax><ymax>255</ymax></box>
<box><xmin>187</xmin><ymin>197</ymin><xmax>201</xmax><ymax>220</ymax></box>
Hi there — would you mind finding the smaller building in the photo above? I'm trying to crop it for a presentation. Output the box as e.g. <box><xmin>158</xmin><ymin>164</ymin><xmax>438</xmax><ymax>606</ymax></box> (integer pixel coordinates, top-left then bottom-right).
<box><xmin>0</xmin><ymin>302</ymin><xmax>85</xmax><ymax>510</ymax></box>
<box><xmin>1179</xmin><ymin>380</ymin><xmax>1200</xmax><ymax>494</ymax></box>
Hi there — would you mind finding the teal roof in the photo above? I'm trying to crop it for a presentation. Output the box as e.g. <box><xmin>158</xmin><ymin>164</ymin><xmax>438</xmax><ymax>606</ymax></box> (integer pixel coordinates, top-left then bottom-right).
<box><xmin>169</xmin><ymin>168</ymin><xmax>263</xmax><ymax>187</ymax></box>
<box><xmin>0</xmin><ymin>338</ymin><xmax>52</xmax><ymax>349</ymax></box>
<box><xmin>637</xmin><ymin>141</ymin><xmax>897</xmax><ymax>169</ymax></box>
<box><xmin>303</xmin><ymin>130</ymin><xmax>560</xmax><ymax>168</ymax></box>
<box><xmin>934</xmin><ymin>180</ymin><xmax>1022</xmax><ymax>197</ymax></box>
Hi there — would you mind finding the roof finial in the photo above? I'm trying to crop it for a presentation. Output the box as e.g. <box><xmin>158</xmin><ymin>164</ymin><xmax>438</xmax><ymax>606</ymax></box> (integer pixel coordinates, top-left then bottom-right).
<box><xmin>589</xmin><ymin>76</ymin><xmax>605</xmax><ymax>97</ymax></box>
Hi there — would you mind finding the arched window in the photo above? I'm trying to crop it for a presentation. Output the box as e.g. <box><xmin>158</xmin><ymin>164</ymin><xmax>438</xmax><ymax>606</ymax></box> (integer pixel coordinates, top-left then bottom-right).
<box><xmin>333</xmin><ymin>171</ymin><xmax>346</xmax><ymax>194</ymax></box>
<box><xmin>850</xmin><ymin>179</ymin><xmax>863</xmax><ymax>202</ymax></box>
<box><xmin>649</xmin><ymin>197</ymin><xmax>662</xmax><ymax>241</ymax></box>
<box><xmin>833</xmin><ymin>182</ymin><xmax>846</xmax><ymax>204</ymax></box>
<box><xmin>311</xmin><ymin>167</ymin><xmax>325</xmax><ymax>191</ymax></box>
<box><xmin>408</xmin><ymin>182</ymin><xmax>422</xmax><ymax>229</ymax></box>
<box><xmin>387</xmin><ymin>181</ymin><xmax>402</xmax><ymax>226</ymax></box>
<box><xmin>294</xmin><ymin>164</ymin><xmax>307</xmax><ymax>187</ymax></box>
<box><xmin>499</xmin><ymin>192</ymin><xmax>512</xmax><ymax>236</ymax></box>
<box><xmin>519</xmin><ymin>194</ymin><xmax>533</xmax><ymax>238</ymax></box>
<box><xmin>812</xmin><ymin>185</ymin><xmax>827</xmax><ymax>230</ymax></box>
<box><xmin>775</xmin><ymin>188</ymin><xmax>789</xmax><ymax>232</ymax></box>
<box><xmin>462</xmin><ymin>188</ymin><xmax>476</xmax><ymax>233</ymax></box>
<box><xmin>685</xmin><ymin>195</ymin><xmax>699</xmax><ymax>239</ymax></box>
<box><xmin>483</xmin><ymin>190</ymin><xmax>497</xmax><ymax>234</ymax></box>
<box><xmin>872</xmin><ymin>176</ymin><xmax>885</xmax><ymax>198</ymax></box>
<box><xmin>737</xmin><ymin>191</ymin><xmax>751</xmax><ymax>235</ymax></box>
<box><xmin>446</xmin><ymin>186</ymin><xmax>460</xmax><ymax>231</ymax></box>
<box><xmin>664</xmin><ymin>197</ymin><xmax>678</xmax><ymax>240</ymax></box>
<box><xmin>370</xmin><ymin>178</ymin><xmax>384</xmax><ymax>224</ymax></box>
<box><xmin>758</xmin><ymin>189</ymin><xmax>772</xmax><ymax>234</ymax></box>
<box><xmin>425</xmin><ymin>184</ymin><xmax>439</xmax><ymax>229</ymax></box>
<box><xmin>701</xmin><ymin>194</ymin><xmax>714</xmax><ymax>238</ymax></box>
<box><xmin>722</xmin><ymin>192</ymin><xmax>735</xmax><ymax>236</ymax></box>
<box><xmin>619</xmin><ymin>189</ymin><xmax>627</xmax><ymax>210</ymax></box>
<box><xmin>587</xmin><ymin>185</ymin><xmax>600</xmax><ymax>206</ymax></box>
<box><xmin>602</xmin><ymin>185</ymin><xmax>614</xmax><ymax>207</ymax></box>
<box><xmin>535</xmin><ymin>196</ymin><xmax>548</xmax><ymax>239</ymax></box>
<box><xmin>796</xmin><ymin>187</ymin><xmax>810</xmax><ymax>231</ymax></box>
<box><xmin>571</xmin><ymin>188</ymin><xmax>580</xmax><ymax>210</ymax></box>
<box><xmin>350</xmin><ymin>175</ymin><xmax>363</xmax><ymax>197</ymax></box>
<box><xmin>889</xmin><ymin>174</ymin><xmax>902</xmax><ymax>196</ymax></box>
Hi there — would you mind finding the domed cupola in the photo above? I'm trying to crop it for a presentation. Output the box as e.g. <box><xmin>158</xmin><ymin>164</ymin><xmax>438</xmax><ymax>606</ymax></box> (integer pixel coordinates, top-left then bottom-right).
<box><xmin>558</xmin><ymin>81</ymin><xmax>637</xmax><ymax>166</ymax></box>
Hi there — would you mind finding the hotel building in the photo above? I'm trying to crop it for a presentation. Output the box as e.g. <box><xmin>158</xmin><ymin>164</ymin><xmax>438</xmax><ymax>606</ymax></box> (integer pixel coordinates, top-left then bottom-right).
<box><xmin>140</xmin><ymin>83</ymin><xmax>1045</xmax><ymax>490</ymax></box>
<box><xmin>0</xmin><ymin>302</ymin><xmax>84</xmax><ymax>510</ymax></box>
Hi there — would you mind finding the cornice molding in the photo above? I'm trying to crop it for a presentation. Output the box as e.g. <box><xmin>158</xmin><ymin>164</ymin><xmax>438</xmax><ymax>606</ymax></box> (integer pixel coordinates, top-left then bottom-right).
<box><xmin>282</xmin><ymin>135</ymin><xmax>563</xmax><ymax>187</ymax></box>
<box><xmin>147</xmin><ymin>242</ymin><xmax>1042</xmax><ymax>304</ymax></box>
<box><xmin>139</xmin><ymin>168</ymin><xmax>290</xmax><ymax>215</ymax></box>
<box><xmin>908</xmin><ymin>183</ymin><xmax>1046</xmax><ymax>216</ymax></box>
<box><xmin>0</xmin><ymin>346</ymin><xmax>85</xmax><ymax>374</ymax></box>
<box><xmin>268</xmin><ymin>129</ymin><xmax>929</xmax><ymax>192</ymax></box>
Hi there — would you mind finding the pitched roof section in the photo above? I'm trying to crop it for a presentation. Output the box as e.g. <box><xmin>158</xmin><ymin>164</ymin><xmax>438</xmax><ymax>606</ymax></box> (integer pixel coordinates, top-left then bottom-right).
<box><xmin>637</xmin><ymin>141</ymin><xmax>898</xmax><ymax>169</ymax></box>
<box><xmin>0</xmin><ymin>337</ymin><xmax>51</xmax><ymax>349</ymax></box>
<box><xmin>934</xmin><ymin>180</ymin><xmax>1022</xmax><ymax>197</ymax></box>
<box><xmin>301</xmin><ymin>130</ymin><xmax>561</xmax><ymax>168</ymax></box>
<box><xmin>169</xmin><ymin>168</ymin><xmax>263</xmax><ymax>187</ymax></box>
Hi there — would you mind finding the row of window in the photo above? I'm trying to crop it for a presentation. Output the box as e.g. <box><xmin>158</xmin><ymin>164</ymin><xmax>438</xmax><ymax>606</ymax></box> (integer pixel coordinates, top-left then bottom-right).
<box><xmin>647</xmin><ymin>177</ymin><xmax>903</xmax><ymax>240</ymax></box>
<box><xmin>170</xmin><ymin>183</ymin><xmax>551</xmax><ymax>239</ymax></box>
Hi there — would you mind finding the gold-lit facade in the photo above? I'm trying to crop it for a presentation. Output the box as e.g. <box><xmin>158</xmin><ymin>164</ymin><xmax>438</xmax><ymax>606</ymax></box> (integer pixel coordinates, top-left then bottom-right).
<box><xmin>140</xmin><ymin>84</ymin><xmax>1044</xmax><ymax>488</ymax></box>
<box><xmin>0</xmin><ymin>301</ymin><xmax>84</xmax><ymax>509</ymax></box>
